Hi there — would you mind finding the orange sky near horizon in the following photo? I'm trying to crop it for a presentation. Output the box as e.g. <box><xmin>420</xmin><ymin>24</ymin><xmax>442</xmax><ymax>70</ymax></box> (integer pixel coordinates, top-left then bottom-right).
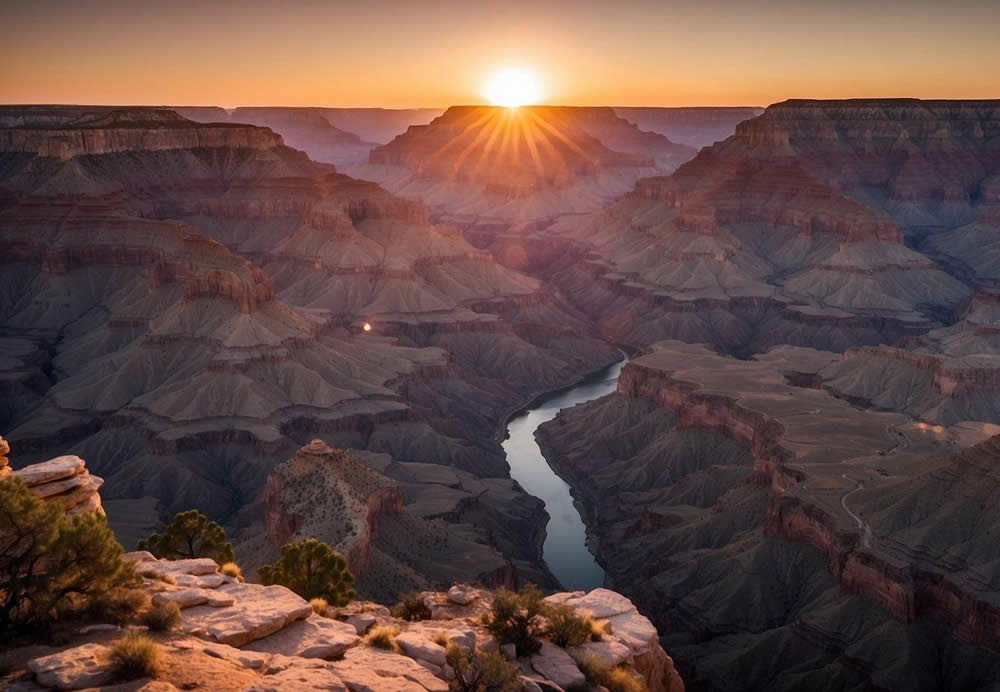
<box><xmin>2</xmin><ymin>0</ymin><xmax>998</xmax><ymax>109</ymax></box>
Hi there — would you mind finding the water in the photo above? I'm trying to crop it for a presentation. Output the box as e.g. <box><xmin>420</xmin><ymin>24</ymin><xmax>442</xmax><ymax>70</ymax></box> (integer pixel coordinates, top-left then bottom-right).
<box><xmin>502</xmin><ymin>355</ymin><xmax>627</xmax><ymax>590</ymax></box>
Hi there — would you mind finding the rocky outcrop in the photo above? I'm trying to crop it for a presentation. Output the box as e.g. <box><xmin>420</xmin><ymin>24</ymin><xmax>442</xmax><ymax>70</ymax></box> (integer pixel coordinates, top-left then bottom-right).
<box><xmin>7</xmin><ymin>446</ymin><xmax>104</xmax><ymax>516</ymax></box>
<box><xmin>261</xmin><ymin>440</ymin><xmax>404</xmax><ymax>576</ymax></box>
<box><xmin>15</xmin><ymin>552</ymin><xmax>681</xmax><ymax>691</ymax></box>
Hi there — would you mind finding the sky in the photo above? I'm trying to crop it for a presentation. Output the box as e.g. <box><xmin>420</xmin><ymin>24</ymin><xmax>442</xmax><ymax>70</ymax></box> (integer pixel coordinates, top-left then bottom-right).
<box><xmin>2</xmin><ymin>0</ymin><xmax>998</xmax><ymax>108</ymax></box>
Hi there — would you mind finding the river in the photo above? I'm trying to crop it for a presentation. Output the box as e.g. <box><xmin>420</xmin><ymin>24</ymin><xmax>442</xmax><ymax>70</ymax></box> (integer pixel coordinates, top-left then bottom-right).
<box><xmin>502</xmin><ymin>354</ymin><xmax>627</xmax><ymax>590</ymax></box>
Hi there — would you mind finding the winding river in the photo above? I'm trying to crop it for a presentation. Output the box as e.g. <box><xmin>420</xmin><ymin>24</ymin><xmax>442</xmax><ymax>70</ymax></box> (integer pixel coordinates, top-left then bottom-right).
<box><xmin>502</xmin><ymin>355</ymin><xmax>627</xmax><ymax>590</ymax></box>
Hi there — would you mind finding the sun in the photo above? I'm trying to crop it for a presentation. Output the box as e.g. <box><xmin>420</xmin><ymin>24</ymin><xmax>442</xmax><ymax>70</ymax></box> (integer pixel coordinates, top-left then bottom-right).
<box><xmin>483</xmin><ymin>68</ymin><xmax>544</xmax><ymax>108</ymax></box>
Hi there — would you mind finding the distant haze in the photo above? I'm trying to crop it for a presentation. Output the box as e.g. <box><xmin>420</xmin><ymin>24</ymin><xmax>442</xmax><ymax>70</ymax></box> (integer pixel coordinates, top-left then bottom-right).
<box><xmin>2</xmin><ymin>0</ymin><xmax>998</xmax><ymax>108</ymax></box>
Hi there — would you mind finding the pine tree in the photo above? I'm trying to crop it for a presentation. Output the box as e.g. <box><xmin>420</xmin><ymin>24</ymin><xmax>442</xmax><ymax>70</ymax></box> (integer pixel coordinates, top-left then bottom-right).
<box><xmin>137</xmin><ymin>509</ymin><xmax>235</xmax><ymax>564</ymax></box>
<box><xmin>258</xmin><ymin>538</ymin><xmax>355</xmax><ymax>606</ymax></box>
<box><xmin>0</xmin><ymin>476</ymin><xmax>132</xmax><ymax>634</ymax></box>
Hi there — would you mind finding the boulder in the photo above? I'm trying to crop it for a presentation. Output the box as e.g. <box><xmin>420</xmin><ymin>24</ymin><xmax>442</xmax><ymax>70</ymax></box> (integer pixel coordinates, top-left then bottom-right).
<box><xmin>395</xmin><ymin>630</ymin><xmax>447</xmax><ymax>666</ymax></box>
<box><xmin>530</xmin><ymin>643</ymin><xmax>585</xmax><ymax>690</ymax></box>
<box><xmin>562</xmin><ymin>589</ymin><xmax>634</xmax><ymax>619</ymax></box>
<box><xmin>345</xmin><ymin>613</ymin><xmax>377</xmax><ymax>634</ymax></box>
<box><xmin>243</xmin><ymin>614</ymin><xmax>360</xmax><ymax>659</ymax></box>
<box><xmin>27</xmin><ymin>643</ymin><xmax>113</xmax><ymax>690</ymax></box>
<box><xmin>180</xmin><ymin>583</ymin><xmax>312</xmax><ymax>647</ymax></box>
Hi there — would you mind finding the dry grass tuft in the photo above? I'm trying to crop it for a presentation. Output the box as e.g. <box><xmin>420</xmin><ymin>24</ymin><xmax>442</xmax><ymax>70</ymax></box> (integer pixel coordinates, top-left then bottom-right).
<box><xmin>220</xmin><ymin>562</ymin><xmax>243</xmax><ymax>581</ymax></box>
<box><xmin>142</xmin><ymin>601</ymin><xmax>181</xmax><ymax>632</ymax></box>
<box><xmin>310</xmin><ymin>597</ymin><xmax>329</xmax><ymax>616</ymax></box>
<box><xmin>109</xmin><ymin>632</ymin><xmax>162</xmax><ymax>681</ymax></box>
<box><xmin>364</xmin><ymin>624</ymin><xmax>401</xmax><ymax>651</ymax></box>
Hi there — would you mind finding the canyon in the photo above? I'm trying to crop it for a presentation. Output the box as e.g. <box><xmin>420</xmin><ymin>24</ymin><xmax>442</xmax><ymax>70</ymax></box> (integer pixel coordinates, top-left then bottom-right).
<box><xmin>0</xmin><ymin>105</ymin><xmax>618</xmax><ymax>600</ymax></box>
<box><xmin>4</xmin><ymin>97</ymin><xmax>1000</xmax><ymax>692</ymax></box>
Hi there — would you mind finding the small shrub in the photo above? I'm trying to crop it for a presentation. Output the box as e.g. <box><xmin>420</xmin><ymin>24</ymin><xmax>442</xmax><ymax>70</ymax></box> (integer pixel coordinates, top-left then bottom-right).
<box><xmin>137</xmin><ymin>509</ymin><xmax>234</xmax><ymax>564</ymax></box>
<box><xmin>577</xmin><ymin>656</ymin><xmax>647</xmax><ymax>692</ymax></box>
<box><xmin>364</xmin><ymin>624</ymin><xmax>400</xmax><ymax>651</ymax></box>
<box><xmin>220</xmin><ymin>562</ymin><xmax>243</xmax><ymax>581</ymax></box>
<box><xmin>86</xmin><ymin>588</ymin><xmax>149</xmax><ymax>625</ymax></box>
<box><xmin>142</xmin><ymin>601</ymin><xmax>181</xmax><ymax>632</ymax></box>
<box><xmin>546</xmin><ymin>604</ymin><xmax>593</xmax><ymax>647</ymax></box>
<box><xmin>109</xmin><ymin>632</ymin><xmax>161</xmax><ymax>681</ymax></box>
<box><xmin>432</xmin><ymin>630</ymin><xmax>450</xmax><ymax>647</ymax></box>
<box><xmin>390</xmin><ymin>591</ymin><xmax>431</xmax><ymax>621</ymax></box>
<box><xmin>590</xmin><ymin>619</ymin><xmax>609</xmax><ymax>641</ymax></box>
<box><xmin>259</xmin><ymin>538</ymin><xmax>355</xmax><ymax>606</ymax></box>
<box><xmin>310</xmin><ymin>598</ymin><xmax>329</xmax><ymax>616</ymax></box>
<box><xmin>482</xmin><ymin>584</ymin><xmax>547</xmax><ymax>657</ymax></box>
<box><xmin>446</xmin><ymin>643</ymin><xmax>520</xmax><ymax>692</ymax></box>
<box><xmin>152</xmin><ymin>573</ymin><xmax>176</xmax><ymax>585</ymax></box>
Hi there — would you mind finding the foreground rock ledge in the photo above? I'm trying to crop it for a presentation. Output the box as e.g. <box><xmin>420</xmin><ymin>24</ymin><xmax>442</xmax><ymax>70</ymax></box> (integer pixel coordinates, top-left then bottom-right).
<box><xmin>13</xmin><ymin>554</ymin><xmax>683</xmax><ymax>691</ymax></box>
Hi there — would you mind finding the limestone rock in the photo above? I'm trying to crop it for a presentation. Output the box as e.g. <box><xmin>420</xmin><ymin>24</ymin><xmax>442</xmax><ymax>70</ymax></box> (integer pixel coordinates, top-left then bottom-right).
<box><xmin>27</xmin><ymin>643</ymin><xmax>113</xmax><ymax>690</ymax></box>
<box><xmin>12</xmin><ymin>456</ymin><xmax>85</xmax><ymax>486</ymax></box>
<box><xmin>345</xmin><ymin>613</ymin><xmax>377</xmax><ymax>634</ymax></box>
<box><xmin>243</xmin><ymin>614</ymin><xmax>360</xmax><ymax>659</ymax></box>
<box><xmin>395</xmin><ymin>630</ymin><xmax>447</xmax><ymax>666</ymax></box>
<box><xmin>530</xmin><ymin>643</ymin><xmax>586</xmax><ymax>690</ymax></box>
<box><xmin>180</xmin><ymin>583</ymin><xmax>312</xmax><ymax>647</ymax></box>
<box><xmin>137</xmin><ymin>558</ymin><xmax>220</xmax><ymax>580</ymax></box>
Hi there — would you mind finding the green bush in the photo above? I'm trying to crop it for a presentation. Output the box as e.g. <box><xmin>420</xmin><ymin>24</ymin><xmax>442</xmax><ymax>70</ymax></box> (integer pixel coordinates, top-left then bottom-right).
<box><xmin>258</xmin><ymin>538</ymin><xmax>355</xmax><ymax>606</ymax></box>
<box><xmin>546</xmin><ymin>603</ymin><xmax>594</xmax><ymax>647</ymax></box>
<box><xmin>142</xmin><ymin>601</ymin><xmax>181</xmax><ymax>631</ymax></box>
<box><xmin>446</xmin><ymin>643</ymin><xmax>520</xmax><ymax>692</ymax></box>
<box><xmin>109</xmin><ymin>632</ymin><xmax>161</xmax><ymax>681</ymax></box>
<box><xmin>137</xmin><ymin>509</ymin><xmax>234</xmax><ymax>564</ymax></box>
<box><xmin>390</xmin><ymin>591</ymin><xmax>431</xmax><ymax>621</ymax></box>
<box><xmin>482</xmin><ymin>584</ymin><xmax>548</xmax><ymax>657</ymax></box>
<box><xmin>0</xmin><ymin>476</ymin><xmax>133</xmax><ymax>635</ymax></box>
